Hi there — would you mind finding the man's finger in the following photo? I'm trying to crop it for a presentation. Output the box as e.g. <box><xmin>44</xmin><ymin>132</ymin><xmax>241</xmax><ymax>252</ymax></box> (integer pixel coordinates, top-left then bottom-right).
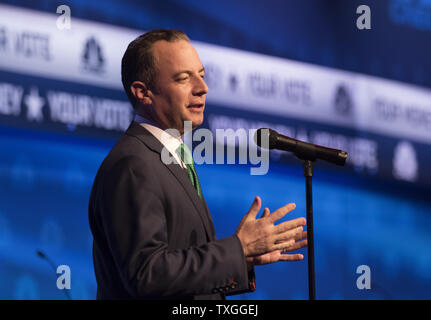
<box><xmin>246</xmin><ymin>196</ymin><xmax>262</xmax><ymax>220</ymax></box>
<box><xmin>260</xmin><ymin>207</ymin><xmax>270</xmax><ymax>219</ymax></box>
<box><xmin>268</xmin><ymin>203</ymin><xmax>296</xmax><ymax>223</ymax></box>
<box><xmin>273</xmin><ymin>239</ymin><xmax>296</xmax><ymax>252</ymax></box>
<box><xmin>294</xmin><ymin>231</ymin><xmax>307</xmax><ymax>241</ymax></box>
<box><xmin>285</xmin><ymin>239</ymin><xmax>308</xmax><ymax>252</ymax></box>
<box><xmin>274</xmin><ymin>217</ymin><xmax>306</xmax><ymax>233</ymax></box>
<box><xmin>278</xmin><ymin>254</ymin><xmax>304</xmax><ymax>261</ymax></box>
<box><xmin>274</xmin><ymin>226</ymin><xmax>303</xmax><ymax>243</ymax></box>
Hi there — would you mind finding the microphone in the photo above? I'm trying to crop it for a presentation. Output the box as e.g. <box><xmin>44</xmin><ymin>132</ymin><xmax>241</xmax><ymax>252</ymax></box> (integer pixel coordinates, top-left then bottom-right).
<box><xmin>254</xmin><ymin>128</ymin><xmax>348</xmax><ymax>166</ymax></box>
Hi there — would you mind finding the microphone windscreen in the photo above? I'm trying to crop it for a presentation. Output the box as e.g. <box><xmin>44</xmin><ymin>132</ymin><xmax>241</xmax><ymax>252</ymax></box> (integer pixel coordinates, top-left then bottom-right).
<box><xmin>254</xmin><ymin>128</ymin><xmax>278</xmax><ymax>149</ymax></box>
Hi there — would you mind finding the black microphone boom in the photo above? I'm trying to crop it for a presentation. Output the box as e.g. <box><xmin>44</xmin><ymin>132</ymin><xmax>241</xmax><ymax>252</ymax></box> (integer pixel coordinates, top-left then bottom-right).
<box><xmin>254</xmin><ymin>128</ymin><xmax>348</xmax><ymax>166</ymax></box>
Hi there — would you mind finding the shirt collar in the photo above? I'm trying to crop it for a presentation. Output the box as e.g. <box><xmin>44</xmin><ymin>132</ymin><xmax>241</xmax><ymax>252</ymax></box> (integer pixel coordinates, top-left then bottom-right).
<box><xmin>134</xmin><ymin>114</ymin><xmax>186</xmax><ymax>168</ymax></box>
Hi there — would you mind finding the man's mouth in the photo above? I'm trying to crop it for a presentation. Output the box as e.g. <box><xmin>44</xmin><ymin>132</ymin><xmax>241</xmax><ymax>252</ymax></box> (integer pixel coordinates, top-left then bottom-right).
<box><xmin>188</xmin><ymin>103</ymin><xmax>204</xmax><ymax>110</ymax></box>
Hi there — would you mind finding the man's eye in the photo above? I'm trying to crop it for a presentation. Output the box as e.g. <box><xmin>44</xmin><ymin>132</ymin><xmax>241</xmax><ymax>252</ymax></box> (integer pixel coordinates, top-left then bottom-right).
<box><xmin>200</xmin><ymin>74</ymin><xmax>205</xmax><ymax>79</ymax></box>
<box><xmin>177</xmin><ymin>77</ymin><xmax>188</xmax><ymax>82</ymax></box>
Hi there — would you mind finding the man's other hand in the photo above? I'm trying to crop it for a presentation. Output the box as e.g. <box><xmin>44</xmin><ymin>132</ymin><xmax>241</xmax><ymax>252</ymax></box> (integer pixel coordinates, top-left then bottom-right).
<box><xmin>235</xmin><ymin>196</ymin><xmax>307</xmax><ymax>265</ymax></box>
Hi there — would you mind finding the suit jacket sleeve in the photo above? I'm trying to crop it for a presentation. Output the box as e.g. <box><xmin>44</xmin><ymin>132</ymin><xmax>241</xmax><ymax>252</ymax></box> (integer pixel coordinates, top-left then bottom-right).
<box><xmin>97</xmin><ymin>156</ymin><xmax>254</xmax><ymax>298</ymax></box>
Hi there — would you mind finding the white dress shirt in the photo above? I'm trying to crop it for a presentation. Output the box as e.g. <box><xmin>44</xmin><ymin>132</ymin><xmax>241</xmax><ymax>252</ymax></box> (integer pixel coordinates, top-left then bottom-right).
<box><xmin>134</xmin><ymin>114</ymin><xmax>186</xmax><ymax>169</ymax></box>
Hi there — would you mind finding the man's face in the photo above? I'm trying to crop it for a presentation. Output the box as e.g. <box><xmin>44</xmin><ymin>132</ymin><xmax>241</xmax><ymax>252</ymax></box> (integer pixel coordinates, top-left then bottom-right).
<box><xmin>149</xmin><ymin>40</ymin><xmax>208</xmax><ymax>133</ymax></box>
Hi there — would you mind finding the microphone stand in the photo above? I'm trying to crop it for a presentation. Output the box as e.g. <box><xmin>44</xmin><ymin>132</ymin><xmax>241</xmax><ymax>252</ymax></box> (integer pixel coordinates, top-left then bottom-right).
<box><xmin>254</xmin><ymin>128</ymin><xmax>348</xmax><ymax>300</ymax></box>
<box><xmin>302</xmin><ymin>160</ymin><xmax>316</xmax><ymax>300</ymax></box>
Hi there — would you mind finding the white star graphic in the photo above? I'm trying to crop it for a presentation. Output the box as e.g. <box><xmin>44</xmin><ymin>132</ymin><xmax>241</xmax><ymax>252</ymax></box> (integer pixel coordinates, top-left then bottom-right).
<box><xmin>24</xmin><ymin>87</ymin><xmax>45</xmax><ymax>122</ymax></box>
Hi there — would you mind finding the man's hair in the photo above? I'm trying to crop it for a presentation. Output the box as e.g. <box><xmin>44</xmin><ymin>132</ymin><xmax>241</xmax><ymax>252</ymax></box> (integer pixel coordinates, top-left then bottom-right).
<box><xmin>121</xmin><ymin>29</ymin><xmax>190</xmax><ymax>109</ymax></box>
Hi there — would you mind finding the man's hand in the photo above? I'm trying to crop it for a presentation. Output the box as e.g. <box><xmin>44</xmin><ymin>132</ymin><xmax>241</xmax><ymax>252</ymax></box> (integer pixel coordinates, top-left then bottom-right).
<box><xmin>247</xmin><ymin>206</ymin><xmax>308</xmax><ymax>265</ymax></box>
<box><xmin>235</xmin><ymin>196</ymin><xmax>307</xmax><ymax>264</ymax></box>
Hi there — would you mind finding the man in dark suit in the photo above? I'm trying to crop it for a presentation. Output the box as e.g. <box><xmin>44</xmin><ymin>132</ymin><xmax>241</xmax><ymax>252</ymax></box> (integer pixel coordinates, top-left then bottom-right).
<box><xmin>88</xmin><ymin>29</ymin><xmax>307</xmax><ymax>299</ymax></box>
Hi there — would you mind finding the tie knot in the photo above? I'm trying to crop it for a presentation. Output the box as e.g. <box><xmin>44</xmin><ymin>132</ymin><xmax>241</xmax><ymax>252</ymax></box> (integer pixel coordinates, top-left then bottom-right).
<box><xmin>176</xmin><ymin>143</ymin><xmax>194</xmax><ymax>165</ymax></box>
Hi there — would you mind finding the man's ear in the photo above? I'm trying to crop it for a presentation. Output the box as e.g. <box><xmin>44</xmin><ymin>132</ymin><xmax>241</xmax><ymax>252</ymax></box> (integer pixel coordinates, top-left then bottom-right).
<box><xmin>130</xmin><ymin>81</ymin><xmax>153</xmax><ymax>105</ymax></box>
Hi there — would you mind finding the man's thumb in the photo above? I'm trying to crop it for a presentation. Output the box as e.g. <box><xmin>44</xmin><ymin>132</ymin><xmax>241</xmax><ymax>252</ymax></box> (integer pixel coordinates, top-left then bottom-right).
<box><xmin>246</xmin><ymin>196</ymin><xmax>261</xmax><ymax>220</ymax></box>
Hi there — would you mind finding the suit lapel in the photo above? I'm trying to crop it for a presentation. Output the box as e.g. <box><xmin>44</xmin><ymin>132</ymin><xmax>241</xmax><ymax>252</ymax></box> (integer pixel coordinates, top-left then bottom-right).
<box><xmin>125</xmin><ymin>122</ymin><xmax>215</xmax><ymax>241</ymax></box>
<box><xmin>165</xmin><ymin>163</ymin><xmax>215</xmax><ymax>241</ymax></box>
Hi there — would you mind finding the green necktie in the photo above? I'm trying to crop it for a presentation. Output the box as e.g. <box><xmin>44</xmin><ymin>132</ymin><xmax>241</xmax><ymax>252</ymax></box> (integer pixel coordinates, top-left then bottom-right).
<box><xmin>176</xmin><ymin>143</ymin><xmax>203</xmax><ymax>200</ymax></box>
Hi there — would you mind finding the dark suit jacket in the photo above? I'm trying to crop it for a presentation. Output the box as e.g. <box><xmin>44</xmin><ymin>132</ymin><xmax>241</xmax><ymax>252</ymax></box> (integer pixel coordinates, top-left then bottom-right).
<box><xmin>88</xmin><ymin>121</ymin><xmax>255</xmax><ymax>299</ymax></box>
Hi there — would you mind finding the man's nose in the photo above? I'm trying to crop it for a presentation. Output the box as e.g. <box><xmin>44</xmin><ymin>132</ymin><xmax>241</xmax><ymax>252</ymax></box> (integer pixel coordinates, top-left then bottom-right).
<box><xmin>193</xmin><ymin>76</ymin><xmax>209</xmax><ymax>96</ymax></box>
